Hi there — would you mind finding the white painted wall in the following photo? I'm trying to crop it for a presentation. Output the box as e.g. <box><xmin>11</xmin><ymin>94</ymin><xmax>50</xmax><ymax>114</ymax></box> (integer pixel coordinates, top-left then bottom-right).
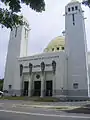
<box><xmin>4</xmin><ymin>26</ymin><xmax>22</xmax><ymax>91</ymax></box>
<box><xmin>4</xmin><ymin>19</ymin><xmax>30</xmax><ymax>95</ymax></box>
<box><xmin>87</xmin><ymin>52</ymin><xmax>90</xmax><ymax>96</ymax></box>
<box><xmin>18</xmin><ymin>51</ymin><xmax>67</xmax><ymax>96</ymax></box>
<box><xmin>20</xmin><ymin>24</ymin><xmax>30</xmax><ymax>57</ymax></box>
<box><xmin>65</xmin><ymin>1</ymin><xmax>89</xmax><ymax>97</ymax></box>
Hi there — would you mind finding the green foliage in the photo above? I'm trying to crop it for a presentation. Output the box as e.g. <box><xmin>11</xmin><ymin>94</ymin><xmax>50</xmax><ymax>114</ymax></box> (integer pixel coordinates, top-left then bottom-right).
<box><xmin>0</xmin><ymin>0</ymin><xmax>90</xmax><ymax>29</ymax></box>
<box><xmin>0</xmin><ymin>96</ymin><xmax>25</xmax><ymax>100</ymax></box>
<box><xmin>21</xmin><ymin>0</ymin><xmax>45</xmax><ymax>12</ymax></box>
<box><xmin>0</xmin><ymin>8</ymin><xmax>23</xmax><ymax>29</ymax></box>
<box><xmin>0</xmin><ymin>96</ymin><xmax>59</xmax><ymax>102</ymax></box>
<box><xmin>82</xmin><ymin>0</ymin><xmax>90</xmax><ymax>7</ymax></box>
<box><xmin>88</xmin><ymin>0</ymin><xmax>90</xmax><ymax>4</ymax></box>
<box><xmin>27</xmin><ymin>97</ymin><xmax>60</xmax><ymax>102</ymax></box>
<box><xmin>0</xmin><ymin>0</ymin><xmax>45</xmax><ymax>29</ymax></box>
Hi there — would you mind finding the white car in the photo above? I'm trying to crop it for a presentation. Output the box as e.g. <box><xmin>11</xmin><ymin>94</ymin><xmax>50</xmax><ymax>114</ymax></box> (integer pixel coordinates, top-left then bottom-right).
<box><xmin>0</xmin><ymin>91</ymin><xmax>3</xmax><ymax>97</ymax></box>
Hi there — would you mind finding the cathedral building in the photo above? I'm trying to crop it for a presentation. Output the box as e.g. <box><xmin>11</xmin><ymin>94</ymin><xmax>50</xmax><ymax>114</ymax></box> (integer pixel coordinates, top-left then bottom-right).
<box><xmin>3</xmin><ymin>0</ymin><xmax>90</xmax><ymax>100</ymax></box>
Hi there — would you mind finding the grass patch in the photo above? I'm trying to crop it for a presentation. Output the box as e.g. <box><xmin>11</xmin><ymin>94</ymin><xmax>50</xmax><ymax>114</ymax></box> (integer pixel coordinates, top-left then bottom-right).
<box><xmin>0</xmin><ymin>96</ymin><xmax>59</xmax><ymax>102</ymax></box>
<box><xmin>31</xmin><ymin>97</ymin><xmax>60</xmax><ymax>102</ymax></box>
<box><xmin>52</xmin><ymin>106</ymin><xmax>69</xmax><ymax>110</ymax></box>
<box><xmin>0</xmin><ymin>96</ymin><xmax>25</xmax><ymax>100</ymax></box>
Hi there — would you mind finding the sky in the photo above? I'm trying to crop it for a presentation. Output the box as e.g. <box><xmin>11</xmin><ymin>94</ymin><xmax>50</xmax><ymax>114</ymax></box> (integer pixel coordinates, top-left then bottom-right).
<box><xmin>0</xmin><ymin>0</ymin><xmax>90</xmax><ymax>78</ymax></box>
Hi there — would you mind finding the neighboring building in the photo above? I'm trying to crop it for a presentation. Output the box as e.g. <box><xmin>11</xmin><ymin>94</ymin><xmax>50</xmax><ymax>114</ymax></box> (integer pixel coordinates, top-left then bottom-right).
<box><xmin>3</xmin><ymin>0</ymin><xmax>90</xmax><ymax>100</ymax></box>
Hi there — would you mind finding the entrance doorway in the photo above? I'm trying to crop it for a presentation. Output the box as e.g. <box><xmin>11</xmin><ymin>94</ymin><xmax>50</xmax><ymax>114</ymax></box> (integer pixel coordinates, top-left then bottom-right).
<box><xmin>46</xmin><ymin>81</ymin><xmax>52</xmax><ymax>96</ymax></box>
<box><xmin>23</xmin><ymin>81</ymin><xmax>29</xmax><ymax>96</ymax></box>
<box><xmin>33</xmin><ymin>81</ymin><xmax>41</xmax><ymax>96</ymax></box>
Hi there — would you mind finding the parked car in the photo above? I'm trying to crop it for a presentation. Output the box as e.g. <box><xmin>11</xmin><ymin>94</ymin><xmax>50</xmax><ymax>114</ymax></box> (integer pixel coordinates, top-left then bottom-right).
<box><xmin>0</xmin><ymin>91</ymin><xmax>3</xmax><ymax>97</ymax></box>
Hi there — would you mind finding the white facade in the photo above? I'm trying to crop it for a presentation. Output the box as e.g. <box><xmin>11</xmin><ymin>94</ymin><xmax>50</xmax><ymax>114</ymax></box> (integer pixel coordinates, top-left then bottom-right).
<box><xmin>3</xmin><ymin>19</ymin><xmax>30</xmax><ymax>95</ymax></box>
<box><xmin>65</xmin><ymin>1</ymin><xmax>89</xmax><ymax>99</ymax></box>
<box><xmin>18</xmin><ymin>52</ymin><xmax>67</xmax><ymax>98</ymax></box>
<box><xmin>3</xmin><ymin>0</ymin><xmax>90</xmax><ymax>100</ymax></box>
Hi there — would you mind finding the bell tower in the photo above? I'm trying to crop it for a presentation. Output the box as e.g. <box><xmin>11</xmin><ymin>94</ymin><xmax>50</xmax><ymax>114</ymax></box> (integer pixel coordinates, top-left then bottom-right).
<box><xmin>20</xmin><ymin>18</ymin><xmax>30</xmax><ymax>57</ymax></box>
<box><xmin>3</xmin><ymin>17</ymin><xmax>30</xmax><ymax>95</ymax></box>
<box><xmin>65</xmin><ymin>0</ymin><xmax>89</xmax><ymax>100</ymax></box>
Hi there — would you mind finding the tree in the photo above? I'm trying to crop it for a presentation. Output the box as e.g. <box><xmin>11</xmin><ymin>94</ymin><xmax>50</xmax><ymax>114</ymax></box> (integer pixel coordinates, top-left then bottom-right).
<box><xmin>0</xmin><ymin>0</ymin><xmax>90</xmax><ymax>30</ymax></box>
<box><xmin>0</xmin><ymin>0</ymin><xmax>45</xmax><ymax>29</ymax></box>
<box><xmin>82</xmin><ymin>0</ymin><xmax>90</xmax><ymax>7</ymax></box>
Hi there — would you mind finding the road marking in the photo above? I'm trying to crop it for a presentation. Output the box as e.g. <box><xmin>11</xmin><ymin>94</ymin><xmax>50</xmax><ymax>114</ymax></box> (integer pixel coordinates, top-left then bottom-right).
<box><xmin>0</xmin><ymin>103</ymin><xmax>4</xmax><ymax>106</ymax></box>
<box><xmin>0</xmin><ymin>109</ymin><xmax>90</xmax><ymax>119</ymax></box>
<box><xmin>12</xmin><ymin>104</ymin><xmax>16</xmax><ymax>108</ymax></box>
<box><xmin>0</xmin><ymin>103</ymin><xmax>4</xmax><ymax>105</ymax></box>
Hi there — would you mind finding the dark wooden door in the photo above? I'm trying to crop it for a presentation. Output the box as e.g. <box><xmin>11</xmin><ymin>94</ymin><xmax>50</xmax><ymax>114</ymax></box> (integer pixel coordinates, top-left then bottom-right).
<box><xmin>46</xmin><ymin>81</ymin><xmax>52</xmax><ymax>96</ymax></box>
<box><xmin>23</xmin><ymin>81</ymin><xmax>29</xmax><ymax>96</ymax></box>
<box><xmin>34</xmin><ymin>81</ymin><xmax>41</xmax><ymax>96</ymax></box>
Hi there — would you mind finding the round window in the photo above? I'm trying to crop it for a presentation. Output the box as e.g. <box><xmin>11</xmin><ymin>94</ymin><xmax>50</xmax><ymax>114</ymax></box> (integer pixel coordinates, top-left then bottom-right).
<box><xmin>36</xmin><ymin>74</ymin><xmax>40</xmax><ymax>79</ymax></box>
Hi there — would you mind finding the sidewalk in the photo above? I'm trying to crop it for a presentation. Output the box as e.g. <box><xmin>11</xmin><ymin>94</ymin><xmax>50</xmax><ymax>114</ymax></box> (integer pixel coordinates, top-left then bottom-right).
<box><xmin>12</xmin><ymin>103</ymin><xmax>79</xmax><ymax>110</ymax></box>
<box><xmin>1</xmin><ymin>99</ymin><xmax>90</xmax><ymax>114</ymax></box>
<box><xmin>10</xmin><ymin>100</ymin><xmax>90</xmax><ymax>112</ymax></box>
<box><xmin>11</xmin><ymin>102</ymin><xmax>90</xmax><ymax>114</ymax></box>
<box><xmin>14</xmin><ymin>100</ymin><xmax>90</xmax><ymax>107</ymax></box>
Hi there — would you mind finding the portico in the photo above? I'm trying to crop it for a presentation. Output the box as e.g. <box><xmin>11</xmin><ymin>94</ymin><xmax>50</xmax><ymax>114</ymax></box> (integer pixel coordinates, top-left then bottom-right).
<box><xmin>18</xmin><ymin>52</ymin><xmax>66</xmax><ymax>97</ymax></box>
<box><xmin>21</xmin><ymin>73</ymin><xmax>54</xmax><ymax>97</ymax></box>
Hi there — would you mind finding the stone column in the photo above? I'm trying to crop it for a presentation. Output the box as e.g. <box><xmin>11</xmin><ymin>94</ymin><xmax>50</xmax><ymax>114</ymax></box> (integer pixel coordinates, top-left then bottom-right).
<box><xmin>40</xmin><ymin>62</ymin><xmax>45</xmax><ymax>98</ymax></box>
<box><xmin>28</xmin><ymin>63</ymin><xmax>33</xmax><ymax>97</ymax></box>
<box><xmin>40</xmin><ymin>73</ymin><xmax>45</xmax><ymax>97</ymax></box>
<box><xmin>28</xmin><ymin>74</ymin><xmax>32</xmax><ymax>97</ymax></box>
<box><xmin>20</xmin><ymin>64</ymin><xmax>23</xmax><ymax>96</ymax></box>
<box><xmin>53</xmin><ymin>73</ymin><xmax>56</xmax><ymax>97</ymax></box>
<box><xmin>20</xmin><ymin>75</ymin><xmax>23</xmax><ymax>96</ymax></box>
<box><xmin>52</xmin><ymin>61</ymin><xmax>56</xmax><ymax>97</ymax></box>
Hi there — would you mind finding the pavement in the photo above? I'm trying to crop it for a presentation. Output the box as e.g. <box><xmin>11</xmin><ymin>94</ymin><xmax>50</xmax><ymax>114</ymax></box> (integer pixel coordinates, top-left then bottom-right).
<box><xmin>0</xmin><ymin>99</ymin><xmax>89</xmax><ymax>106</ymax></box>
<box><xmin>0</xmin><ymin>100</ymin><xmax>90</xmax><ymax>120</ymax></box>
<box><xmin>0</xmin><ymin>99</ymin><xmax>90</xmax><ymax>110</ymax></box>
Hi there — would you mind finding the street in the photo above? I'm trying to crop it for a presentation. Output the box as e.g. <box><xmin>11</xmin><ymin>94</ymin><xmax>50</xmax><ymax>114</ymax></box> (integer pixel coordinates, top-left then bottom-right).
<box><xmin>0</xmin><ymin>100</ymin><xmax>90</xmax><ymax>120</ymax></box>
<box><xmin>0</xmin><ymin>109</ymin><xmax>90</xmax><ymax>120</ymax></box>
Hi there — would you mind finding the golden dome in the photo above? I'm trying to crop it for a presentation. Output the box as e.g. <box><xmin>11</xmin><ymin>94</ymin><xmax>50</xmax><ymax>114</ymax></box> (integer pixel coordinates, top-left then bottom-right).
<box><xmin>70</xmin><ymin>0</ymin><xmax>78</xmax><ymax>2</ymax></box>
<box><xmin>44</xmin><ymin>36</ymin><xmax>65</xmax><ymax>53</ymax></box>
<box><xmin>67</xmin><ymin>0</ymin><xmax>80</xmax><ymax>5</ymax></box>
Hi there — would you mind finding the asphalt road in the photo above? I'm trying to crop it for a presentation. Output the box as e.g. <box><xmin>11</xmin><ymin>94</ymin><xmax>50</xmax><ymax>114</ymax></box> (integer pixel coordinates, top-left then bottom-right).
<box><xmin>0</xmin><ymin>100</ymin><xmax>90</xmax><ymax>120</ymax></box>
<box><xmin>0</xmin><ymin>109</ymin><xmax>90</xmax><ymax>120</ymax></box>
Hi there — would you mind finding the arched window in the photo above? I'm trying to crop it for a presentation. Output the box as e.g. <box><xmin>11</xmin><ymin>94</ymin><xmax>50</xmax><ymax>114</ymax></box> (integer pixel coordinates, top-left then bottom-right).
<box><xmin>68</xmin><ymin>8</ymin><xmax>70</xmax><ymax>12</ymax></box>
<box><xmin>20</xmin><ymin>64</ymin><xmax>23</xmax><ymax>76</ymax></box>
